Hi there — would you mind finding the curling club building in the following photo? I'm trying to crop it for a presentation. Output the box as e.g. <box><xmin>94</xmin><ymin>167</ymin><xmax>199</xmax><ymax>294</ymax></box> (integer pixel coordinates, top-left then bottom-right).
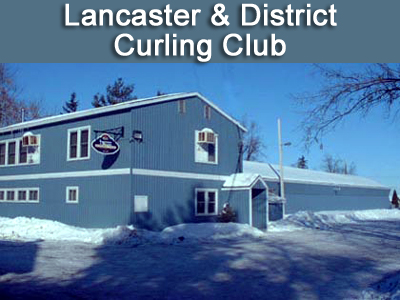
<box><xmin>0</xmin><ymin>93</ymin><xmax>391</xmax><ymax>230</ymax></box>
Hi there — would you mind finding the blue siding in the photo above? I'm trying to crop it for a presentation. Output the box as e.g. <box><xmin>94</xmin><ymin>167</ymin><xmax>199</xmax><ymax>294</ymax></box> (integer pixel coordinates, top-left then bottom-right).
<box><xmin>269</xmin><ymin>203</ymin><xmax>284</xmax><ymax>221</ymax></box>
<box><xmin>252</xmin><ymin>188</ymin><xmax>267</xmax><ymax>229</ymax></box>
<box><xmin>265</xmin><ymin>180</ymin><xmax>390</xmax><ymax>214</ymax></box>
<box><xmin>130</xmin><ymin>97</ymin><xmax>242</xmax><ymax>175</ymax></box>
<box><xmin>0</xmin><ymin>176</ymin><xmax>131</xmax><ymax>227</ymax></box>
<box><xmin>221</xmin><ymin>190</ymin><xmax>250</xmax><ymax>225</ymax></box>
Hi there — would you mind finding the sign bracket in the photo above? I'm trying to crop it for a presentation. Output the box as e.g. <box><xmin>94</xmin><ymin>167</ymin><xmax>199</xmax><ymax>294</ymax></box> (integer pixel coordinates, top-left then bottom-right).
<box><xmin>94</xmin><ymin>126</ymin><xmax>124</xmax><ymax>141</ymax></box>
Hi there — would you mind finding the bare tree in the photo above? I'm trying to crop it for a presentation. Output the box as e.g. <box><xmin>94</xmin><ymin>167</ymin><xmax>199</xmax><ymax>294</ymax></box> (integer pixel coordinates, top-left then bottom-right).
<box><xmin>321</xmin><ymin>154</ymin><xmax>356</xmax><ymax>175</ymax></box>
<box><xmin>295</xmin><ymin>64</ymin><xmax>400</xmax><ymax>147</ymax></box>
<box><xmin>241</xmin><ymin>117</ymin><xmax>266</xmax><ymax>161</ymax></box>
<box><xmin>0</xmin><ymin>63</ymin><xmax>42</xmax><ymax>126</ymax></box>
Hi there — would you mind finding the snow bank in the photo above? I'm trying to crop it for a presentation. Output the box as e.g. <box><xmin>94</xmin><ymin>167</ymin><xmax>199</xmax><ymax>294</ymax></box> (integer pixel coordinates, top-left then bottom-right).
<box><xmin>269</xmin><ymin>209</ymin><xmax>400</xmax><ymax>232</ymax></box>
<box><xmin>0</xmin><ymin>217</ymin><xmax>265</xmax><ymax>245</ymax></box>
<box><xmin>0</xmin><ymin>216</ymin><xmax>139</xmax><ymax>244</ymax></box>
<box><xmin>160</xmin><ymin>223</ymin><xmax>266</xmax><ymax>243</ymax></box>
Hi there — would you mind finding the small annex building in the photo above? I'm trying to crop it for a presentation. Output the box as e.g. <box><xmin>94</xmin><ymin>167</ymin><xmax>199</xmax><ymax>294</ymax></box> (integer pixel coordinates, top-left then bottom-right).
<box><xmin>0</xmin><ymin>93</ymin><xmax>274</xmax><ymax>230</ymax></box>
<box><xmin>244</xmin><ymin>161</ymin><xmax>391</xmax><ymax>213</ymax></box>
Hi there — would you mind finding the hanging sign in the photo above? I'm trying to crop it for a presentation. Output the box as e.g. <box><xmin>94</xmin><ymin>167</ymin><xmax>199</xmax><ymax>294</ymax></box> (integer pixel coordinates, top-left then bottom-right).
<box><xmin>91</xmin><ymin>133</ymin><xmax>120</xmax><ymax>155</ymax></box>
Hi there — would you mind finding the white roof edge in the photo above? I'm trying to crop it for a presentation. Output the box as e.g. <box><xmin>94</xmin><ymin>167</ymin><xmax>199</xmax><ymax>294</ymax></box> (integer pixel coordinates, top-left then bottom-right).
<box><xmin>0</xmin><ymin>92</ymin><xmax>247</xmax><ymax>134</ymax></box>
<box><xmin>244</xmin><ymin>161</ymin><xmax>391</xmax><ymax>190</ymax></box>
<box><xmin>223</xmin><ymin>173</ymin><xmax>266</xmax><ymax>189</ymax></box>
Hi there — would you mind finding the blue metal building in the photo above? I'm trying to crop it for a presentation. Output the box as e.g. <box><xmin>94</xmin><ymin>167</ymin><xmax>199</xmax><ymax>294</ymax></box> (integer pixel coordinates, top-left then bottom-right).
<box><xmin>244</xmin><ymin>161</ymin><xmax>391</xmax><ymax>214</ymax></box>
<box><xmin>0</xmin><ymin>93</ymin><xmax>270</xmax><ymax>230</ymax></box>
<box><xmin>0</xmin><ymin>92</ymin><xmax>390</xmax><ymax>231</ymax></box>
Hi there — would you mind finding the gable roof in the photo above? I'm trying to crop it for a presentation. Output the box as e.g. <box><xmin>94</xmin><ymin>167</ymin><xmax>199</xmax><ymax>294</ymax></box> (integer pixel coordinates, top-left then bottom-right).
<box><xmin>223</xmin><ymin>173</ymin><xmax>267</xmax><ymax>189</ymax></box>
<box><xmin>0</xmin><ymin>92</ymin><xmax>246</xmax><ymax>134</ymax></box>
<box><xmin>244</xmin><ymin>161</ymin><xmax>390</xmax><ymax>190</ymax></box>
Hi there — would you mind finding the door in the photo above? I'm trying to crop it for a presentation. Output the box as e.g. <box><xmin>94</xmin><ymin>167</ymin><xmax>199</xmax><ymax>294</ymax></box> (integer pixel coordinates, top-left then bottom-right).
<box><xmin>251</xmin><ymin>188</ymin><xmax>267</xmax><ymax>229</ymax></box>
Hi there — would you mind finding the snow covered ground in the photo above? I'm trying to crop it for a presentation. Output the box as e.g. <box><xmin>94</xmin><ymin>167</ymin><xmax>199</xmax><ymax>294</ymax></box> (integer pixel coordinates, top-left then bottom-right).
<box><xmin>0</xmin><ymin>209</ymin><xmax>399</xmax><ymax>299</ymax></box>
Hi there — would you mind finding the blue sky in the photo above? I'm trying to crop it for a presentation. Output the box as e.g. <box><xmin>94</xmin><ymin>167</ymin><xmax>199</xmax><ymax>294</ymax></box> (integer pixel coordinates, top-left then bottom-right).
<box><xmin>10</xmin><ymin>63</ymin><xmax>399</xmax><ymax>189</ymax></box>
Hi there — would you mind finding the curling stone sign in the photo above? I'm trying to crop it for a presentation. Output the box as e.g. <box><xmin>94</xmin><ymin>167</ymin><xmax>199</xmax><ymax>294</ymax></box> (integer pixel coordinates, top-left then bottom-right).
<box><xmin>91</xmin><ymin>133</ymin><xmax>120</xmax><ymax>155</ymax></box>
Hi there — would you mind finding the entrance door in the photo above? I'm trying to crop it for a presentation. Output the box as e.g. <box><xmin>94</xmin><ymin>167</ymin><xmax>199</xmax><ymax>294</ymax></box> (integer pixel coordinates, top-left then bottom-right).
<box><xmin>251</xmin><ymin>188</ymin><xmax>267</xmax><ymax>229</ymax></box>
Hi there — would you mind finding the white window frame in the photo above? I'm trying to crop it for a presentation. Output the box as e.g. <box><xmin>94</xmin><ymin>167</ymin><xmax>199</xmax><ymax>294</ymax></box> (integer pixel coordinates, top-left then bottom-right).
<box><xmin>0</xmin><ymin>135</ymin><xmax>41</xmax><ymax>167</ymax></box>
<box><xmin>0</xmin><ymin>188</ymin><xmax>40</xmax><ymax>203</ymax></box>
<box><xmin>194</xmin><ymin>130</ymin><xmax>218</xmax><ymax>165</ymax></box>
<box><xmin>134</xmin><ymin>195</ymin><xmax>149</xmax><ymax>213</ymax></box>
<box><xmin>195</xmin><ymin>188</ymin><xmax>218</xmax><ymax>216</ymax></box>
<box><xmin>67</xmin><ymin>126</ymin><xmax>91</xmax><ymax>161</ymax></box>
<box><xmin>66</xmin><ymin>186</ymin><xmax>79</xmax><ymax>204</ymax></box>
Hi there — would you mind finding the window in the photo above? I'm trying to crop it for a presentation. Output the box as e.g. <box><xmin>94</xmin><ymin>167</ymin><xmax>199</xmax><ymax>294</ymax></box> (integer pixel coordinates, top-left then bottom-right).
<box><xmin>66</xmin><ymin>187</ymin><xmax>79</xmax><ymax>203</ymax></box>
<box><xmin>204</xmin><ymin>105</ymin><xmax>211</xmax><ymax>120</ymax></box>
<box><xmin>29</xmin><ymin>189</ymin><xmax>39</xmax><ymax>202</ymax></box>
<box><xmin>8</xmin><ymin>142</ymin><xmax>16</xmax><ymax>165</ymax></box>
<box><xmin>0</xmin><ymin>143</ymin><xmax>5</xmax><ymax>166</ymax></box>
<box><xmin>134</xmin><ymin>195</ymin><xmax>149</xmax><ymax>212</ymax></box>
<box><xmin>178</xmin><ymin>100</ymin><xmax>186</xmax><ymax>114</ymax></box>
<box><xmin>195</xmin><ymin>189</ymin><xmax>218</xmax><ymax>216</ymax></box>
<box><xmin>68</xmin><ymin>126</ymin><xmax>91</xmax><ymax>161</ymax></box>
<box><xmin>0</xmin><ymin>188</ymin><xmax>39</xmax><ymax>203</ymax></box>
<box><xmin>195</xmin><ymin>129</ymin><xmax>218</xmax><ymax>164</ymax></box>
<box><xmin>0</xmin><ymin>136</ymin><xmax>40</xmax><ymax>167</ymax></box>
<box><xmin>19</xmin><ymin>140</ymin><xmax>28</xmax><ymax>164</ymax></box>
<box><xmin>18</xmin><ymin>190</ymin><xmax>27</xmax><ymax>201</ymax></box>
<box><xmin>6</xmin><ymin>190</ymin><xmax>15</xmax><ymax>201</ymax></box>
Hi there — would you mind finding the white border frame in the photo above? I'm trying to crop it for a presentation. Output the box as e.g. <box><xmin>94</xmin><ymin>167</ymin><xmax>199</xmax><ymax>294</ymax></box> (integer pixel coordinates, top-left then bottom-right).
<box><xmin>67</xmin><ymin>126</ymin><xmax>91</xmax><ymax>161</ymax></box>
<box><xmin>66</xmin><ymin>186</ymin><xmax>79</xmax><ymax>204</ymax></box>
<box><xmin>195</xmin><ymin>188</ymin><xmax>218</xmax><ymax>216</ymax></box>
<box><xmin>0</xmin><ymin>188</ymin><xmax>40</xmax><ymax>203</ymax></box>
<box><xmin>194</xmin><ymin>130</ymin><xmax>218</xmax><ymax>165</ymax></box>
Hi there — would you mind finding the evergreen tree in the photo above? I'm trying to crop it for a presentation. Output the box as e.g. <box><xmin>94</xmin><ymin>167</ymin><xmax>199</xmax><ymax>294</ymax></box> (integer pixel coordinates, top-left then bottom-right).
<box><xmin>296</xmin><ymin>155</ymin><xmax>308</xmax><ymax>169</ymax></box>
<box><xmin>157</xmin><ymin>90</ymin><xmax>166</xmax><ymax>96</ymax></box>
<box><xmin>92</xmin><ymin>78</ymin><xmax>136</xmax><ymax>108</ymax></box>
<box><xmin>92</xmin><ymin>93</ymin><xmax>107</xmax><ymax>108</ymax></box>
<box><xmin>63</xmin><ymin>92</ymin><xmax>78</xmax><ymax>113</ymax></box>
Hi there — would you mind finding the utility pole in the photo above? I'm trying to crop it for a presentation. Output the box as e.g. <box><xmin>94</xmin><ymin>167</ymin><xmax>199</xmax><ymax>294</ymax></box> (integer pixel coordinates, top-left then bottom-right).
<box><xmin>278</xmin><ymin>118</ymin><xmax>291</xmax><ymax>200</ymax></box>
<box><xmin>278</xmin><ymin>118</ymin><xmax>285</xmax><ymax>199</ymax></box>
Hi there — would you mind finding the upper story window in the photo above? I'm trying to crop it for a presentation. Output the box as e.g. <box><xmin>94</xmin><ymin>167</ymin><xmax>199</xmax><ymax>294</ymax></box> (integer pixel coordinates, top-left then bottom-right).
<box><xmin>0</xmin><ymin>134</ymin><xmax>41</xmax><ymax>167</ymax></box>
<box><xmin>178</xmin><ymin>100</ymin><xmax>186</xmax><ymax>114</ymax></box>
<box><xmin>204</xmin><ymin>105</ymin><xmax>211</xmax><ymax>120</ymax></box>
<box><xmin>195</xmin><ymin>128</ymin><xmax>218</xmax><ymax>164</ymax></box>
<box><xmin>67</xmin><ymin>126</ymin><xmax>91</xmax><ymax>161</ymax></box>
<box><xmin>7</xmin><ymin>142</ymin><xmax>16</xmax><ymax>165</ymax></box>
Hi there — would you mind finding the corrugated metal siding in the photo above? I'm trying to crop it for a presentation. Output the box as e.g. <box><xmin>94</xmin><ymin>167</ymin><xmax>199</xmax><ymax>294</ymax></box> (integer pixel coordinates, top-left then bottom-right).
<box><xmin>221</xmin><ymin>190</ymin><xmax>250</xmax><ymax>225</ymax></box>
<box><xmin>269</xmin><ymin>203</ymin><xmax>284</xmax><ymax>221</ymax></box>
<box><xmin>130</xmin><ymin>96</ymin><xmax>242</xmax><ymax>175</ymax></box>
<box><xmin>0</xmin><ymin>110</ymin><xmax>132</xmax><ymax>176</ymax></box>
<box><xmin>131</xmin><ymin>176</ymin><xmax>229</xmax><ymax>230</ymax></box>
<box><xmin>0</xmin><ymin>175</ymin><xmax>131</xmax><ymax>228</ymax></box>
<box><xmin>252</xmin><ymin>189</ymin><xmax>267</xmax><ymax>229</ymax></box>
<box><xmin>265</xmin><ymin>180</ymin><xmax>390</xmax><ymax>214</ymax></box>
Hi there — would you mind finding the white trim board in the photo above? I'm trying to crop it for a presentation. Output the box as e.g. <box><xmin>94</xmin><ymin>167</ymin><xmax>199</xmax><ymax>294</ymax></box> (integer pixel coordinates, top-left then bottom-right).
<box><xmin>0</xmin><ymin>92</ymin><xmax>247</xmax><ymax>134</ymax></box>
<box><xmin>0</xmin><ymin>168</ymin><xmax>131</xmax><ymax>181</ymax></box>
<box><xmin>0</xmin><ymin>168</ymin><xmax>229</xmax><ymax>182</ymax></box>
<box><xmin>132</xmin><ymin>168</ymin><xmax>229</xmax><ymax>181</ymax></box>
